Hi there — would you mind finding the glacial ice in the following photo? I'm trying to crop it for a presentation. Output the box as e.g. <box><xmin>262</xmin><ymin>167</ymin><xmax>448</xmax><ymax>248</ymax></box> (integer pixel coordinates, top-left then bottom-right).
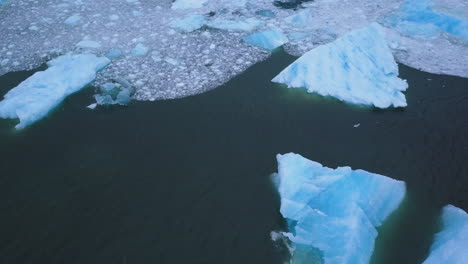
<box><xmin>92</xmin><ymin>81</ymin><xmax>134</xmax><ymax>107</ymax></box>
<box><xmin>272</xmin><ymin>23</ymin><xmax>408</xmax><ymax>108</ymax></box>
<box><xmin>385</xmin><ymin>0</ymin><xmax>468</xmax><ymax>40</ymax></box>
<box><xmin>243</xmin><ymin>28</ymin><xmax>289</xmax><ymax>51</ymax></box>
<box><xmin>0</xmin><ymin>54</ymin><xmax>110</xmax><ymax>129</ymax></box>
<box><xmin>0</xmin><ymin>0</ymin><xmax>466</xmax><ymax>102</ymax></box>
<box><xmin>131</xmin><ymin>43</ymin><xmax>149</xmax><ymax>57</ymax></box>
<box><xmin>423</xmin><ymin>205</ymin><xmax>468</xmax><ymax>264</ymax></box>
<box><xmin>170</xmin><ymin>14</ymin><xmax>206</xmax><ymax>32</ymax></box>
<box><xmin>274</xmin><ymin>153</ymin><xmax>406</xmax><ymax>264</ymax></box>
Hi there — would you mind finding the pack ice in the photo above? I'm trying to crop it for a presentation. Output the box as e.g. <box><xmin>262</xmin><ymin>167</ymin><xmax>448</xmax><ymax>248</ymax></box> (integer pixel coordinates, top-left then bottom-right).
<box><xmin>274</xmin><ymin>153</ymin><xmax>406</xmax><ymax>264</ymax></box>
<box><xmin>423</xmin><ymin>205</ymin><xmax>468</xmax><ymax>264</ymax></box>
<box><xmin>0</xmin><ymin>54</ymin><xmax>110</xmax><ymax>129</ymax></box>
<box><xmin>272</xmin><ymin>23</ymin><xmax>408</xmax><ymax>109</ymax></box>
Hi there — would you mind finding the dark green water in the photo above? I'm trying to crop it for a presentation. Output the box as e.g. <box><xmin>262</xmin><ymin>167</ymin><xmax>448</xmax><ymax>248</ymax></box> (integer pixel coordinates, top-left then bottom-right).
<box><xmin>0</xmin><ymin>50</ymin><xmax>467</xmax><ymax>264</ymax></box>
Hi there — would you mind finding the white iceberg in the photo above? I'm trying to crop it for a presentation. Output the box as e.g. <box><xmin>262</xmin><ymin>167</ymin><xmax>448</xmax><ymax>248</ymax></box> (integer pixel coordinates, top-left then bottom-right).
<box><xmin>274</xmin><ymin>153</ymin><xmax>406</xmax><ymax>264</ymax></box>
<box><xmin>423</xmin><ymin>205</ymin><xmax>468</xmax><ymax>264</ymax></box>
<box><xmin>0</xmin><ymin>54</ymin><xmax>110</xmax><ymax>129</ymax></box>
<box><xmin>170</xmin><ymin>14</ymin><xmax>206</xmax><ymax>32</ymax></box>
<box><xmin>272</xmin><ymin>23</ymin><xmax>408</xmax><ymax>109</ymax></box>
<box><xmin>243</xmin><ymin>28</ymin><xmax>289</xmax><ymax>51</ymax></box>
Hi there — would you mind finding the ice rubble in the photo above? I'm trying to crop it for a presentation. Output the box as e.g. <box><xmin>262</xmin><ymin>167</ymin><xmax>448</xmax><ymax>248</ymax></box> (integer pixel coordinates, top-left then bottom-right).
<box><xmin>274</xmin><ymin>153</ymin><xmax>406</xmax><ymax>264</ymax></box>
<box><xmin>0</xmin><ymin>54</ymin><xmax>110</xmax><ymax>129</ymax></box>
<box><xmin>92</xmin><ymin>81</ymin><xmax>135</xmax><ymax>107</ymax></box>
<box><xmin>272</xmin><ymin>23</ymin><xmax>408</xmax><ymax>108</ymax></box>
<box><xmin>0</xmin><ymin>0</ymin><xmax>466</xmax><ymax>102</ymax></box>
<box><xmin>423</xmin><ymin>205</ymin><xmax>468</xmax><ymax>264</ymax></box>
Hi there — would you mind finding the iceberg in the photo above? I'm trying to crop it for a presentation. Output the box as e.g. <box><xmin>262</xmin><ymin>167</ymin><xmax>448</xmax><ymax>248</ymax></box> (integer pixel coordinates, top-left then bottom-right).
<box><xmin>207</xmin><ymin>18</ymin><xmax>263</xmax><ymax>32</ymax></box>
<box><xmin>284</xmin><ymin>10</ymin><xmax>313</xmax><ymax>27</ymax></box>
<box><xmin>274</xmin><ymin>153</ymin><xmax>406</xmax><ymax>264</ymax></box>
<box><xmin>272</xmin><ymin>23</ymin><xmax>408</xmax><ymax>109</ymax></box>
<box><xmin>0</xmin><ymin>54</ymin><xmax>110</xmax><ymax>129</ymax></box>
<box><xmin>385</xmin><ymin>0</ymin><xmax>468</xmax><ymax>40</ymax></box>
<box><xmin>170</xmin><ymin>15</ymin><xmax>206</xmax><ymax>33</ymax></box>
<box><xmin>243</xmin><ymin>28</ymin><xmax>289</xmax><ymax>51</ymax></box>
<box><xmin>423</xmin><ymin>205</ymin><xmax>468</xmax><ymax>264</ymax></box>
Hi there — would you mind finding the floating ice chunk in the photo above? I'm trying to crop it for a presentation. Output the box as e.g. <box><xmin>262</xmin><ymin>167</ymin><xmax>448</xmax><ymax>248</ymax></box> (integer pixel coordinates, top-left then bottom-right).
<box><xmin>76</xmin><ymin>40</ymin><xmax>101</xmax><ymax>49</ymax></box>
<box><xmin>243</xmin><ymin>28</ymin><xmax>289</xmax><ymax>50</ymax></box>
<box><xmin>274</xmin><ymin>153</ymin><xmax>406</xmax><ymax>264</ymax></box>
<box><xmin>105</xmin><ymin>49</ymin><xmax>123</xmax><ymax>59</ymax></box>
<box><xmin>171</xmin><ymin>0</ymin><xmax>207</xmax><ymax>9</ymax></box>
<box><xmin>64</xmin><ymin>14</ymin><xmax>82</xmax><ymax>26</ymax></box>
<box><xmin>255</xmin><ymin>9</ymin><xmax>276</xmax><ymax>18</ymax></box>
<box><xmin>207</xmin><ymin>18</ymin><xmax>263</xmax><ymax>32</ymax></box>
<box><xmin>385</xmin><ymin>0</ymin><xmax>468</xmax><ymax>40</ymax></box>
<box><xmin>0</xmin><ymin>54</ymin><xmax>110</xmax><ymax>129</ymax></box>
<box><xmin>423</xmin><ymin>205</ymin><xmax>468</xmax><ymax>264</ymax></box>
<box><xmin>284</xmin><ymin>10</ymin><xmax>313</xmax><ymax>27</ymax></box>
<box><xmin>93</xmin><ymin>81</ymin><xmax>134</xmax><ymax>106</ymax></box>
<box><xmin>87</xmin><ymin>103</ymin><xmax>97</xmax><ymax>110</ymax></box>
<box><xmin>272</xmin><ymin>23</ymin><xmax>408</xmax><ymax>109</ymax></box>
<box><xmin>131</xmin><ymin>43</ymin><xmax>149</xmax><ymax>56</ymax></box>
<box><xmin>170</xmin><ymin>14</ymin><xmax>206</xmax><ymax>32</ymax></box>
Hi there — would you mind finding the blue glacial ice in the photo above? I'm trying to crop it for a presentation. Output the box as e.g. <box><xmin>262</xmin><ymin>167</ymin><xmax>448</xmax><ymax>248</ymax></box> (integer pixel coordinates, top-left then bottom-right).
<box><xmin>423</xmin><ymin>205</ymin><xmax>468</xmax><ymax>264</ymax></box>
<box><xmin>272</xmin><ymin>23</ymin><xmax>408</xmax><ymax>109</ymax></box>
<box><xmin>243</xmin><ymin>28</ymin><xmax>289</xmax><ymax>51</ymax></box>
<box><xmin>385</xmin><ymin>0</ymin><xmax>468</xmax><ymax>40</ymax></box>
<box><xmin>92</xmin><ymin>81</ymin><xmax>135</xmax><ymax>107</ymax></box>
<box><xmin>0</xmin><ymin>54</ymin><xmax>110</xmax><ymax>129</ymax></box>
<box><xmin>274</xmin><ymin>153</ymin><xmax>406</xmax><ymax>264</ymax></box>
<box><xmin>170</xmin><ymin>14</ymin><xmax>206</xmax><ymax>33</ymax></box>
<box><xmin>207</xmin><ymin>18</ymin><xmax>263</xmax><ymax>32</ymax></box>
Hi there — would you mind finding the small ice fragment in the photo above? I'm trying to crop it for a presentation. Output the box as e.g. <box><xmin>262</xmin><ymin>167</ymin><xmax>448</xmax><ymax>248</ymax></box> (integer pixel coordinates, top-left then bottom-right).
<box><xmin>64</xmin><ymin>14</ymin><xmax>81</xmax><ymax>26</ymax></box>
<box><xmin>87</xmin><ymin>103</ymin><xmax>97</xmax><ymax>109</ymax></box>
<box><xmin>171</xmin><ymin>0</ymin><xmax>208</xmax><ymax>9</ymax></box>
<box><xmin>207</xmin><ymin>18</ymin><xmax>263</xmax><ymax>32</ymax></box>
<box><xmin>353</xmin><ymin>123</ymin><xmax>360</xmax><ymax>128</ymax></box>
<box><xmin>131</xmin><ymin>43</ymin><xmax>149</xmax><ymax>56</ymax></box>
<box><xmin>170</xmin><ymin>15</ymin><xmax>206</xmax><ymax>33</ymax></box>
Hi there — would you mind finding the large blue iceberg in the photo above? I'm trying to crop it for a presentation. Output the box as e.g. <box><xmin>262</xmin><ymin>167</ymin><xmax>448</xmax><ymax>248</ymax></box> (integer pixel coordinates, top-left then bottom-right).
<box><xmin>272</xmin><ymin>23</ymin><xmax>408</xmax><ymax>109</ymax></box>
<box><xmin>423</xmin><ymin>205</ymin><xmax>468</xmax><ymax>264</ymax></box>
<box><xmin>385</xmin><ymin>0</ymin><xmax>468</xmax><ymax>40</ymax></box>
<box><xmin>0</xmin><ymin>54</ymin><xmax>110</xmax><ymax>129</ymax></box>
<box><xmin>274</xmin><ymin>153</ymin><xmax>406</xmax><ymax>264</ymax></box>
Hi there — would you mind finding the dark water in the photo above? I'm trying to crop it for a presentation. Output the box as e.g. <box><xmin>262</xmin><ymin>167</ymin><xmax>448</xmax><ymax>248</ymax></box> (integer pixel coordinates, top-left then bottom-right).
<box><xmin>0</xmin><ymin>50</ymin><xmax>467</xmax><ymax>264</ymax></box>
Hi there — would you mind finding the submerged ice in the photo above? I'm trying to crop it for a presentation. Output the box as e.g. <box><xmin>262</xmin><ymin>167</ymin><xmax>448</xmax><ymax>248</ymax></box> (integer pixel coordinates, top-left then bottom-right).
<box><xmin>274</xmin><ymin>153</ymin><xmax>406</xmax><ymax>264</ymax></box>
<box><xmin>0</xmin><ymin>54</ymin><xmax>109</xmax><ymax>129</ymax></box>
<box><xmin>272</xmin><ymin>23</ymin><xmax>408</xmax><ymax>108</ymax></box>
<box><xmin>423</xmin><ymin>205</ymin><xmax>468</xmax><ymax>264</ymax></box>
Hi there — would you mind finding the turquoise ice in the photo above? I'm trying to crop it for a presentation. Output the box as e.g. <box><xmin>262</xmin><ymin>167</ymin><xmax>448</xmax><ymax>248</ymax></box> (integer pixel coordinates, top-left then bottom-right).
<box><xmin>272</xmin><ymin>23</ymin><xmax>408</xmax><ymax>109</ymax></box>
<box><xmin>0</xmin><ymin>54</ymin><xmax>110</xmax><ymax>129</ymax></box>
<box><xmin>207</xmin><ymin>18</ymin><xmax>263</xmax><ymax>32</ymax></box>
<box><xmin>170</xmin><ymin>14</ymin><xmax>206</xmax><ymax>32</ymax></box>
<box><xmin>274</xmin><ymin>153</ymin><xmax>406</xmax><ymax>264</ymax></box>
<box><xmin>385</xmin><ymin>0</ymin><xmax>468</xmax><ymax>40</ymax></box>
<box><xmin>423</xmin><ymin>205</ymin><xmax>468</xmax><ymax>264</ymax></box>
<box><xmin>243</xmin><ymin>28</ymin><xmax>289</xmax><ymax>50</ymax></box>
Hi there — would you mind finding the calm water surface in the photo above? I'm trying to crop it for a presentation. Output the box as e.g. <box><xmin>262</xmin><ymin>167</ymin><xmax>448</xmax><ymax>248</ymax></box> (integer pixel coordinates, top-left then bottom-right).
<box><xmin>0</xmin><ymin>50</ymin><xmax>467</xmax><ymax>264</ymax></box>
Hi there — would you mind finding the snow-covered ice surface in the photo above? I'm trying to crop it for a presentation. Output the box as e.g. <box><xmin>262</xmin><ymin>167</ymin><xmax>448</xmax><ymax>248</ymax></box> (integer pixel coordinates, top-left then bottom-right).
<box><xmin>423</xmin><ymin>205</ymin><xmax>468</xmax><ymax>264</ymax></box>
<box><xmin>0</xmin><ymin>54</ymin><xmax>109</xmax><ymax>129</ymax></box>
<box><xmin>272</xmin><ymin>23</ymin><xmax>408</xmax><ymax>108</ymax></box>
<box><xmin>0</xmin><ymin>0</ymin><xmax>466</xmax><ymax>102</ymax></box>
<box><xmin>273</xmin><ymin>153</ymin><xmax>406</xmax><ymax>264</ymax></box>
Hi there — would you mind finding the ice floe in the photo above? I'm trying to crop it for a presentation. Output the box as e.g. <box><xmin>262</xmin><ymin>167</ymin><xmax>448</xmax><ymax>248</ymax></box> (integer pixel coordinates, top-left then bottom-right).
<box><xmin>243</xmin><ymin>28</ymin><xmax>289</xmax><ymax>50</ymax></box>
<box><xmin>0</xmin><ymin>54</ymin><xmax>109</xmax><ymax>129</ymax></box>
<box><xmin>273</xmin><ymin>153</ymin><xmax>406</xmax><ymax>264</ymax></box>
<box><xmin>272</xmin><ymin>23</ymin><xmax>408</xmax><ymax>108</ymax></box>
<box><xmin>0</xmin><ymin>0</ymin><xmax>466</xmax><ymax>103</ymax></box>
<box><xmin>423</xmin><ymin>205</ymin><xmax>468</xmax><ymax>264</ymax></box>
